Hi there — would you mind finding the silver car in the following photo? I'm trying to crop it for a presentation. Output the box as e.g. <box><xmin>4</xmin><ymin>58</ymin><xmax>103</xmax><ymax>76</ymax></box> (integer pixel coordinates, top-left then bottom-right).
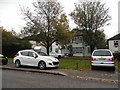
<box><xmin>91</xmin><ymin>49</ymin><xmax>115</xmax><ymax>71</ymax></box>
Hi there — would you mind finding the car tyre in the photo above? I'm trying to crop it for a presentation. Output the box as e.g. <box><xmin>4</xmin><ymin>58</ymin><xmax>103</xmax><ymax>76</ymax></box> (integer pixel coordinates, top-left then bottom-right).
<box><xmin>38</xmin><ymin>61</ymin><xmax>46</xmax><ymax>70</ymax></box>
<box><xmin>15</xmin><ymin>60</ymin><xmax>21</xmax><ymax>68</ymax></box>
<box><xmin>58</xmin><ymin>55</ymin><xmax>61</xmax><ymax>59</ymax></box>
<box><xmin>2</xmin><ymin>61</ymin><xmax>7</xmax><ymax>65</ymax></box>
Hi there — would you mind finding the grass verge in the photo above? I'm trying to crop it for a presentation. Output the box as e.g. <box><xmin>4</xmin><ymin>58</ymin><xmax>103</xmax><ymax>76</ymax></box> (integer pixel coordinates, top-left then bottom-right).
<box><xmin>115</xmin><ymin>60</ymin><xmax>120</xmax><ymax>70</ymax></box>
<box><xmin>59</xmin><ymin>57</ymin><xmax>91</xmax><ymax>70</ymax></box>
<box><xmin>8</xmin><ymin>58</ymin><xmax>13</xmax><ymax>64</ymax></box>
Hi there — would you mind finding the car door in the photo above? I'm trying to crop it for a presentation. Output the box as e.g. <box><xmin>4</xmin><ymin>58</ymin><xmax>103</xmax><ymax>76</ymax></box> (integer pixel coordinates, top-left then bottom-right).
<box><xmin>27</xmin><ymin>51</ymin><xmax>38</xmax><ymax>66</ymax></box>
<box><xmin>20</xmin><ymin>51</ymin><xmax>29</xmax><ymax>65</ymax></box>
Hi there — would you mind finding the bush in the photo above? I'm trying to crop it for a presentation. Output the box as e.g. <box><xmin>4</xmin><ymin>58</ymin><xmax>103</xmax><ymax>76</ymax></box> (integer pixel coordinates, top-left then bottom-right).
<box><xmin>113</xmin><ymin>53</ymin><xmax>120</xmax><ymax>60</ymax></box>
<box><xmin>2</xmin><ymin>29</ymin><xmax>32</xmax><ymax>58</ymax></box>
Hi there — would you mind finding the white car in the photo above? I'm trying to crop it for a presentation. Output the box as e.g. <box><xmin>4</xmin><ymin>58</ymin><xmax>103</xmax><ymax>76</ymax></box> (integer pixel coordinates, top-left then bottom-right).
<box><xmin>49</xmin><ymin>52</ymin><xmax>64</xmax><ymax>58</ymax></box>
<box><xmin>13</xmin><ymin>50</ymin><xmax>59</xmax><ymax>70</ymax></box>
<box><xmin>91</xmin><ymin>49</ymin><xmax>115</xmax><ymax>71</ymax></box>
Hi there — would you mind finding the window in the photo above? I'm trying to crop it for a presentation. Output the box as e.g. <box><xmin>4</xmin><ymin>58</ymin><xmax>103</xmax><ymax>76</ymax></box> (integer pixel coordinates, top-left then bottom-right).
<box><xmin>33</xmin><ymin>52</ymin><xmax>38</xmax><ymax>58</ymax></box>
<box><xmin>37</xmin><ymin>51</ymin><xmax>48</xmax><ymax>56</ymax></box>
<box><xmin>28</xmin><ymin>52</ymin><xmax>34</xmax><ymax>57</ymax></box>
<box><xmin>73</xmin><ymin>47</ymin><xmax>83</xmax><ymax>54</ymax></box>
<box><xmin>93</xmin><ymin>50</ymin><xmax>112</xmax><ymax>56</ymax></box>
<box><xmin>21</xmin><ymin>52</ymin><xmax>28</xmax><ymax>56</ymax></box>
<box><xmin>72</xmin><ymin>36</ymin><xmax>83</xmax><ymax>44</ymax></box>
<box><xmin>114</xmin><ymin>41</ymin><xmax>118</xmax><ymax>46</ymax></box>
<box><xmin>21</xmin><ymin>51</ymin><xmax>38</xmax><ymax>57</ymax></box>
<box><xmin>78</xmin><ymin>36</ymin><xmax>83</xmax><ymax>43</ymax></box>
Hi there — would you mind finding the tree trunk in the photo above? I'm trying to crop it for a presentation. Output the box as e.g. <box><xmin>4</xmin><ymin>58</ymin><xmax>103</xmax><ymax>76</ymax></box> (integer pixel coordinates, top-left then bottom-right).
<box><xmin>46</xmin><ymin>46</ymin><xmax>49</xmax><ymax>55</ymax></box>
<box><xmin>90</xmin><ymin>46</ymin><xmax>95</xmax><ymax>54</ymax></box>
<box><xmin>46</xmin><ymin>41</ymin><xmax>50</xmax><ymax>55</ymax></box>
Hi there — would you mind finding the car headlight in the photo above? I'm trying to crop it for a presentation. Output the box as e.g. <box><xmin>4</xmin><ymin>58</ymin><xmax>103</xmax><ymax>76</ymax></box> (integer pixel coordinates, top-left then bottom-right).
<box><xmin>55</xmin><ymin>58</ymin><xmax>59</xmax><ymax>61</ymax></box>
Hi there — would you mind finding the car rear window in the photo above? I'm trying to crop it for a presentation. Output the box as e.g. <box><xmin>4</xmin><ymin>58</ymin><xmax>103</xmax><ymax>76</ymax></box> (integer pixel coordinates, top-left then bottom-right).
<box><xmin>93</xmin><ymin>50</ymin><xmax>112</xmax><ymax>56</ymax></box>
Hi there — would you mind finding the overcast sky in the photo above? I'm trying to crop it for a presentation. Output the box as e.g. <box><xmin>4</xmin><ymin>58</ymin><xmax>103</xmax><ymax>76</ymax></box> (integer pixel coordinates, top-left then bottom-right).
<box><xmin>0</xmin><ymin>0</ymin><xmax>120</xmax><ymax>39</ymax></box>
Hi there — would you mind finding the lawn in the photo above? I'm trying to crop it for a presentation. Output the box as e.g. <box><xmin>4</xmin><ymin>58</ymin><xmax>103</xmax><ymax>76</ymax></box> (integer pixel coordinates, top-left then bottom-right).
<box><xmin>59</xmin><ymin>57</ymin><xmax>91</xmax><ymax>70</ymax></box>
<box><xmin>59</xmin><ymin>57</ymin><xmax>120</xmax><ymax>70</ymax></box>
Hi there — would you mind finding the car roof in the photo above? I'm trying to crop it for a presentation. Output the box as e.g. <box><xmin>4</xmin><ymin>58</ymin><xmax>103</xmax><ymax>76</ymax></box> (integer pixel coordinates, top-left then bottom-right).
<box><xmin>93</xmin><ymin>49</ymin><xmax>111</xmax><ymax>51</ymax></box>
<box><xmin>18</xmin><ymin>49</ymin><xmax>34</xmax><ymax>52</ymax></box>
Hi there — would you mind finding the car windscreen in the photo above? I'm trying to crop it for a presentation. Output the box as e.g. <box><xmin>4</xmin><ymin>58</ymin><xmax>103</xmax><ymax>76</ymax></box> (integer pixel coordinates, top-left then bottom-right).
<box><xmin>38</xmin><ymin>52</ymin><xmax>48</xmax><ymax>56</ymax></box>
<box><xmin>93</xmin><ymin>50</ymin><xmax>112</xmax><ymax>56</ymax></box>
<box><xmin>35</xmin><ymin>51</ymin><xmax>48</xmax><ymax>56</ymax></box>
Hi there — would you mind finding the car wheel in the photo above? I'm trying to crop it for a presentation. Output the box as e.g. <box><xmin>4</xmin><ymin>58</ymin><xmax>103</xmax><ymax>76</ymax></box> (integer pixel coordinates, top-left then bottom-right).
<box><xmin>38</xmin><ymin>61</ymin><xmax>46</xmax><ymax>70</ymax></box>
<box><xmin>2</xmin><ymin>61</ymin><xmax>7</xmax><ymax>65</ymax></box>
<box><xmin>3</xmin><ymin>62</ymin><xmax>7</xmax><ymax>65</ymax></box>
<box><xmin>58</xmin><ymin>55</ymin><xmax>61</xmax><ymax>59</ymax></box>
<box><xmin>15</xmin><ymin>60</ymin><xmax>21</xmax><ymax>68</ymax></box>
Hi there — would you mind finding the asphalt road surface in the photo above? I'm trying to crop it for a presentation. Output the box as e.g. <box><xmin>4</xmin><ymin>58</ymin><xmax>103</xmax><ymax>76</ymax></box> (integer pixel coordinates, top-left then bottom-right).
<box><xmin>2</xmin><ymin>70</ymin><xmax>118</xmax><ymax>88</ymax></box>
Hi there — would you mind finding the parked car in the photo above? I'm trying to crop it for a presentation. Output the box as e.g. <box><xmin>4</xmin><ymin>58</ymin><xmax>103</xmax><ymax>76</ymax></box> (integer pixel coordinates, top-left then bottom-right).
<box><xmin>13</xmin><ymin>50</ymin><xmax>59</xmax><ymax>70</ymax></box>
<box><xmin>91</xmin><ymin>49</ymin><xmax>115</xmax><ymax>71</ymax></box>
<box><xmin>49</xmin><ymin>52</ymin><xmax>64</xmax><ymax>58</ymax></box>
<box><xmin>64</xmin><ymin>53</ymin><xmax>73</xmax><ymax>57</ymax></box>
<box><xmin>0</xmin><ymin>54</ymin><xmax>8</xmax><ymax>65</ymax></box>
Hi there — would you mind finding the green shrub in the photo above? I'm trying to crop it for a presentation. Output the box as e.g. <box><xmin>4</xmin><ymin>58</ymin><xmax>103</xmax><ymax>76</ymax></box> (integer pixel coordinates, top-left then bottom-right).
<box><xmin>113</xmin><ymin>53</ymin><xmax>120</xmax><ymax>60</ymax></box>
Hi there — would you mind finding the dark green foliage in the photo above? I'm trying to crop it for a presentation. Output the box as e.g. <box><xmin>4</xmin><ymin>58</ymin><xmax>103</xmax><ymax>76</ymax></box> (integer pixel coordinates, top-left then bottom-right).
<box><xmin>113</xmin><ymin>53</ymin><xmax>120</xmax><ymax>60</ymax></box>
<box><xmin>1</xmin><ymin>27</ymin><xmax>31</xmax><ymax>57</ymax></box>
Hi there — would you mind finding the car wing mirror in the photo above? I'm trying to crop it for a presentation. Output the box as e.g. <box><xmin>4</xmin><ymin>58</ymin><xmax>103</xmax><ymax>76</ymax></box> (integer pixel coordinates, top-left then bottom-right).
<box><xmin>33</xmin><ymin>54</ymin><xmax>38</xmax><ymax>58</ymax></box>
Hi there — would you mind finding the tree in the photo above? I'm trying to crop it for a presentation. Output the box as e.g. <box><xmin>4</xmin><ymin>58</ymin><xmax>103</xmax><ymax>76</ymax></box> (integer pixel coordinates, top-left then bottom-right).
<box><xmin>70</xmin><ymin>1</ymin><xmax>111</xmax><ymax>53</ymax></box>
<box><xmin>1</xmin><ymin>27</ymin><xmax>31</xmax><ymax>57</ymax></box>
<box><xmin>94</xmin><ymin>30</ymin><xmax>106</xmax><ymax>49</ymax></box>
<box><xmin>20</xmin><ymin>0</ymin><xmax>72</xmax><ymax>55</ymax></box>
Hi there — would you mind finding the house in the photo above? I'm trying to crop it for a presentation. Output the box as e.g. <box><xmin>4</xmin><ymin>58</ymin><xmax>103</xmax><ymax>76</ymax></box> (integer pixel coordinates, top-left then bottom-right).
<box><xmin>70</xmin><ymin>34</ymin><xmax>91</xmax><ymax>56</ymax></box>
<box><xmin>61</xmin><ymin>30</ymin><xmax>91</xmax><ymax>57</ymax></box>
<box><xmin>29</xmin><ymin>30</ymin><xmax>91</xmax><ymax>56</ymax></box>
<box><xmin>108</xmin><ymin>33</ymin><xmax>120</xmax><ymax>53</ymax></box>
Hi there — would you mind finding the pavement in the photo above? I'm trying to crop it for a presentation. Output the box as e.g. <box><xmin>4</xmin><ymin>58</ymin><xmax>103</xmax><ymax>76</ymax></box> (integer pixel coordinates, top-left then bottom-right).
<box><xmin>2</xmin><ymin>64</ymin><xmax>119</xmax><ymax>84</ymax></box>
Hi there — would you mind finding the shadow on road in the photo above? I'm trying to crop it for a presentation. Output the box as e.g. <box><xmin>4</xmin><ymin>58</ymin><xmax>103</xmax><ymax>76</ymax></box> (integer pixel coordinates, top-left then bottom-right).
<box><xmin>19</xmin><ymin>65</ymin><xmax>58</xmax><ymax>70</ymax></box>
<box><xmin>91</xmin><ymin>67</ymin><xmax>116</xmax><ymax>73</ymax></box>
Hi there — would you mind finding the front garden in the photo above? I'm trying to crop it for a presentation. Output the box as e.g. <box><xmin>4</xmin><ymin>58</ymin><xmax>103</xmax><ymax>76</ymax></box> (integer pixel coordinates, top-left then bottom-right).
<box><xmin>7</xmin><ymin>57</ymin><xmax>120</xmax><ymax>71</ymax></box>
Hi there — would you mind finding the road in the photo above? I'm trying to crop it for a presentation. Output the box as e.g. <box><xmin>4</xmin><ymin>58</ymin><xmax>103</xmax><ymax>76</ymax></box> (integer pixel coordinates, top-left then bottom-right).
<box><xmin>2</xmin><ymin>70</ymin><xmax>118</xmax><ymax>88</ymax></box>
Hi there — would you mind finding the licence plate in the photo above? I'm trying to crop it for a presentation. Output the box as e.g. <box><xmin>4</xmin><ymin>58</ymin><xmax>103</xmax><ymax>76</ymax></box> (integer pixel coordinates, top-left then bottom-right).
<box><xmin>99</xmin><ymin>58</ymin><xmax>105</xmax><ymax>60</ymax></box>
